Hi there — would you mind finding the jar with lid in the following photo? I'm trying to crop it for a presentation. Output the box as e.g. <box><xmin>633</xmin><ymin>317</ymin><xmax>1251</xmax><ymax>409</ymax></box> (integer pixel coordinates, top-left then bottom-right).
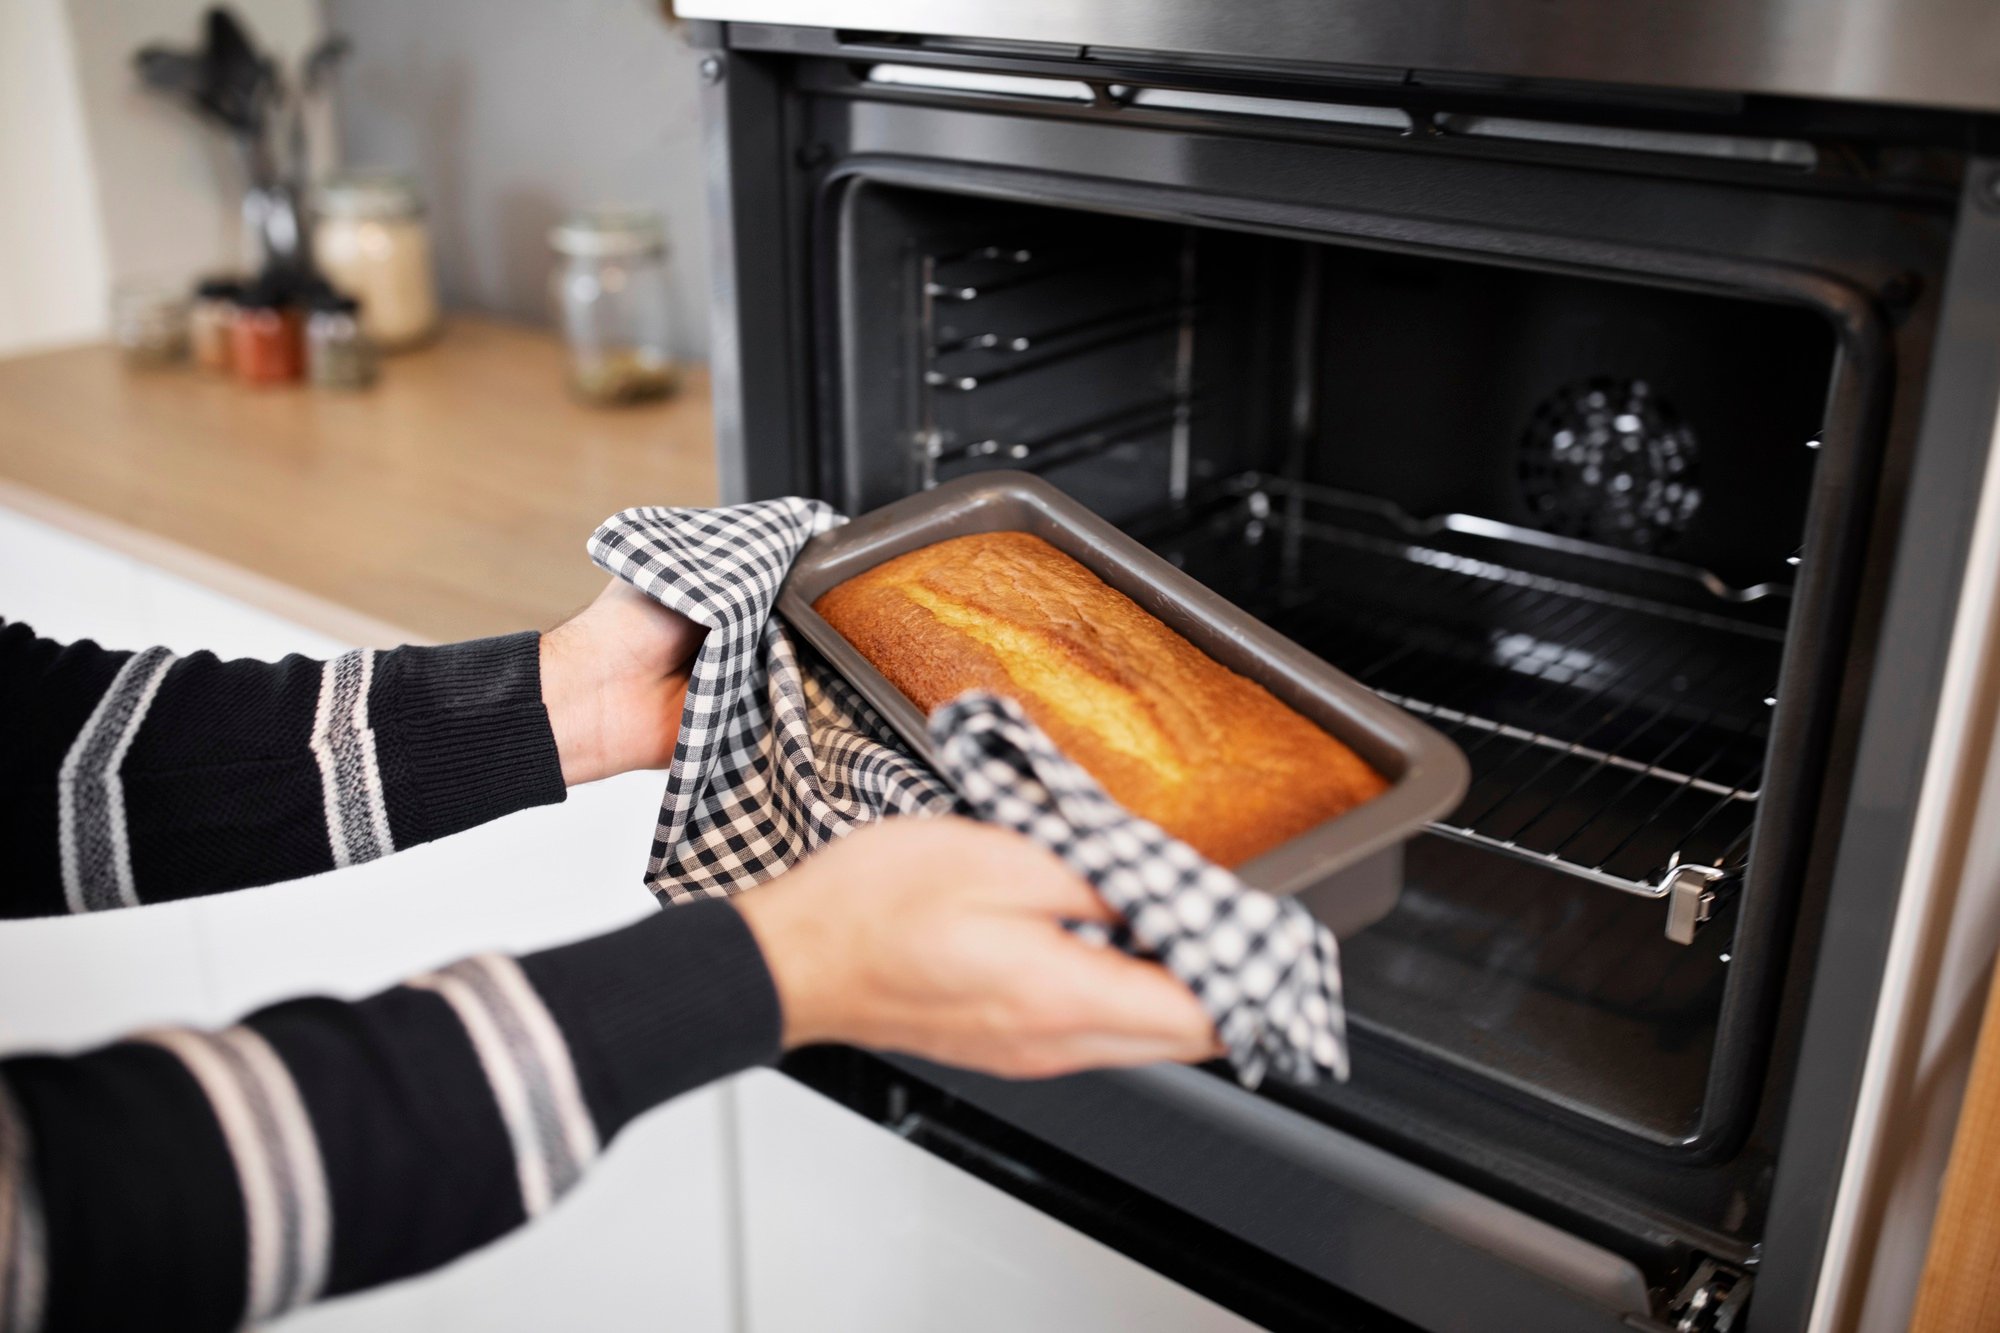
<box><xmin>549</xmin><ymin>209</ymin><xmax>678</xmax><ymax>406</ymax></box>
<box><xmin>313</xmin><ymin>173</ymin><xmax>440</xmax><ymax>352</ymax></box>
<box><xmin>110</xmin><ymin>278</ymin><xmax>190</xmax><ymax>367</ymax></box>
<box><xmin>306</xmin><ymin>291</ymin><xmax>377</xmax><ymax>389</ymax></box>
<box><xmin>189</xmin><ymin>277</ymin><xmax>243</xmax><ymax>374</ymax></box>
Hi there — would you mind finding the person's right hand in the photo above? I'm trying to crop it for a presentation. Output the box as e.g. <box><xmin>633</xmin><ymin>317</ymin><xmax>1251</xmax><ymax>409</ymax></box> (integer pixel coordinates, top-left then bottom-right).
<box><xmin>732</xmin><ymin>816</ymin><xmax>1224</xmax><ymax>1080</ymax></box>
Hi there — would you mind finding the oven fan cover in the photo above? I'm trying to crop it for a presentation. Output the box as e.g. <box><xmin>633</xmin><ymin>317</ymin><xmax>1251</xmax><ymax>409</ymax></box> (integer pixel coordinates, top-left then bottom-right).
<box><xmin>1519</xmin><ymin>377</ymin><xmax>1702</xmax><ymax>553</ymax></box>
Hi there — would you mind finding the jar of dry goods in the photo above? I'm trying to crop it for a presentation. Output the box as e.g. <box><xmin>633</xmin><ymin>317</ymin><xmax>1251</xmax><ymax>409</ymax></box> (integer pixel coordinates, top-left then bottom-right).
<box><xmin>313</xmin><ymin>173</ymin><xmax>440</xmax><ymax>352</ymax></box>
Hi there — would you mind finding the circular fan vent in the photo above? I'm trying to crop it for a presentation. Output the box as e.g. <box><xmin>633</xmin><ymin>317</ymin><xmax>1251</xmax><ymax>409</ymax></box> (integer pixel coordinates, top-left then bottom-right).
<box><xmin>1518</xmin><ymin>377</ymin><xmax>1701</xmax><ymax>552</ymax></box>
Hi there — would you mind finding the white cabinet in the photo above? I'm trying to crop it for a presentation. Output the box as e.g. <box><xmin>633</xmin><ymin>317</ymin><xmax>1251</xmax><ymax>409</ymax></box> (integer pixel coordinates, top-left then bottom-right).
<box><xmin>0</xmin><ymin>503</ymin><xmax>735</xmax><ymax>1333</ymax></box>
<box><xmin>735</xmin><ymin>1069</ymin><xmax>1260</xmax><ymax>1333</ymax></box>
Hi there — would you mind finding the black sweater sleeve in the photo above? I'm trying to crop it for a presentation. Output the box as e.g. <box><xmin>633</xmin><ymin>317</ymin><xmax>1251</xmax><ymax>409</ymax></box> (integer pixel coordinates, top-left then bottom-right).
<box><xmin>0</xmin><ymin>621</ymin><xmax>567</xmax><ymax>918</ymax></box>
<box><xmin>0</xmin><ymin>898</ymin><xmax>783</xmax><ymax>1333</ymax></box>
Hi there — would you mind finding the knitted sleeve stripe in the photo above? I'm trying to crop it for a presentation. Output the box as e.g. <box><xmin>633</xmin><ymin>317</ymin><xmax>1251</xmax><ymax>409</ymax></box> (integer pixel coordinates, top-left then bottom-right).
<box><xmin>0</xmin><ymin>624</ymin><xmax>567</xmax><ymax>919</ymax></box>
<box><xmin>56</xmin><ymin>646</ymin><xmax>397</xmax><ymax>906</ymax></box>
<box><xmin>136</xmin><ymin>1028</ymin><xmax>335</xmax><ymax>1323</ymax></box>
<box><xmin>309</xmin><ymin>649</ymin><xmax>395</xmax><ymax>869</ymax></box>
<box><xmin>55</xmin><ymin>646</ymin><xmax>177</xmax><ymax>912</ymax></box>
<box><xmin>0</xmin><ymin>899</ymin><xmax>782</xmax><ymax>1332</ymax></box>
<box><xmin>134</xmin><ymin>968</ymin><xmax>597</xmax><ymax>1328</ymax></box>
<box><xmin>406</xmin><ymin>956</ymin><xmax>601</xmax><ymax>1216</ymax></box>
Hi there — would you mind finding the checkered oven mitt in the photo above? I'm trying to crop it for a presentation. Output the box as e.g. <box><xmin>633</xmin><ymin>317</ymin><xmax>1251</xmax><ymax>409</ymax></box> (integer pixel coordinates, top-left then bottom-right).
<box><xmin>587</xmin><ymin>499</ymin><xmax>1348</xmax><ymax>1087</ymax></box>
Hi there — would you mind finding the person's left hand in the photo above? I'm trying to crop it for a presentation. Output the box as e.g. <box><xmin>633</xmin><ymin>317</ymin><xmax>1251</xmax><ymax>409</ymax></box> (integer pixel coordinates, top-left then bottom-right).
<box><xmin>539</xmin><ymin>578</ymin><xmax>705</xmax><ymax>785</ymax></box>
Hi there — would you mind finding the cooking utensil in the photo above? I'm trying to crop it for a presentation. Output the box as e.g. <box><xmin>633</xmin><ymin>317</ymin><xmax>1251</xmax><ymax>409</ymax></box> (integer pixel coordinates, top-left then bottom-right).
<box><xmin>777</xmin><ymin>471</ymin><xmax>1470</xmax><ymax>937</ymax></box>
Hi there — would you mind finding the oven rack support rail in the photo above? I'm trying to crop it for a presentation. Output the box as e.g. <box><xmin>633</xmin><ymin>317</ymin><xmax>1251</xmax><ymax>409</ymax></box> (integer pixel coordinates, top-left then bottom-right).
<box><xmin>911</xmin><ymin>236</ymin><xmax>1201</xmax><ymax>493</ymax></box>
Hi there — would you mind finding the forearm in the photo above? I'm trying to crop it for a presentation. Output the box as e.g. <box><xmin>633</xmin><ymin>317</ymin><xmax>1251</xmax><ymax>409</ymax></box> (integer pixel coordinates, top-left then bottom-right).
<box><xmin>0</xmin><ymin>623</ymin><xmax>567</xmax><ymax>918</ymax></box>
<box><xmin>0</xmin><ymin>899</ymin><xmax>779</xmax><ymax>1332</ymax></box>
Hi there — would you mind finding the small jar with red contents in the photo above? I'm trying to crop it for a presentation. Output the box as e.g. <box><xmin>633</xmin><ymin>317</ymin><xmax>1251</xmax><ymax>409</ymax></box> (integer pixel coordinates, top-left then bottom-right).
<box><xmin>231</xmin><ymin>282</ymin><xmax>305</xmax><ymax>385</ymax></box>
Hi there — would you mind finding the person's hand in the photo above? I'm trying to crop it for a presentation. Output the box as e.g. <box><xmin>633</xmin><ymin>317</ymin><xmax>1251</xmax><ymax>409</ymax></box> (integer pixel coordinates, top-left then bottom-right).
<box><xmin>733</xmin><ymin>816</ymin><xmax>1223</xmax><ymax>1079</ymax></box>
<box><xmin>540</xmin><ymin>578</ymin><xmax>705</xmax><ymax>786</ymax></box>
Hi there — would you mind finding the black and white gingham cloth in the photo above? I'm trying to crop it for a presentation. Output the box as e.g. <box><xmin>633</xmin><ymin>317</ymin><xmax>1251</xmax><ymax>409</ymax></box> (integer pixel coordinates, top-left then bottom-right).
<box><xmin>587</xmin><ymin>499</ymin><xmax>1348</xmax><ymax>1086</ymax></box>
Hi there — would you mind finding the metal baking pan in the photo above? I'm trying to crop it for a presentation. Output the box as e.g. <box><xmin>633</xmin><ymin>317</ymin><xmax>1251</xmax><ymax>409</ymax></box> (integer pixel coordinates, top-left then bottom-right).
<box><xmin>776</xmin><ymin>471</ymin><xmax>1470</xmax><ymax>937</ymax></box>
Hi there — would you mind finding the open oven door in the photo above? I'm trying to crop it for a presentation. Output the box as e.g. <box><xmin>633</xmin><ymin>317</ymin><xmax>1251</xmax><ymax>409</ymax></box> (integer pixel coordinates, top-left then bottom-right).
<box><xmin>869</xmin><ymin>1057</ymin><xmax>1665</xmax><ymax>1333</ymax></box>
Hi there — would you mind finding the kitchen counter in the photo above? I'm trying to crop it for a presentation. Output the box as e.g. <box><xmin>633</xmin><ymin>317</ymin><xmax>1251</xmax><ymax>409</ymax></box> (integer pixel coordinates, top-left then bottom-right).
<box><xmin>0</xmin><ymin>317</ymin><xmax>717</xmax><ymax>644</ymax></box>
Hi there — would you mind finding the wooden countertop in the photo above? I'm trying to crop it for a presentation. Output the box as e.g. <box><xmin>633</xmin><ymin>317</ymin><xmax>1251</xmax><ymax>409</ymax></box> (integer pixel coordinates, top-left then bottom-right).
<box><xmin>0</xmin><ymin>317</ymin><xmax>718</xmax><ymax>644</ymax></box>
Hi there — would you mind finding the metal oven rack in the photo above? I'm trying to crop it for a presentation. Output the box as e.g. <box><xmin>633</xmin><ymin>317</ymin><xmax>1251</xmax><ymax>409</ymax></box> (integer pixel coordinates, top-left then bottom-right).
<box><xmin>1150</xmin><ymin>475</ymin><xmax>1788</xmax><ymax>944</ymax></box>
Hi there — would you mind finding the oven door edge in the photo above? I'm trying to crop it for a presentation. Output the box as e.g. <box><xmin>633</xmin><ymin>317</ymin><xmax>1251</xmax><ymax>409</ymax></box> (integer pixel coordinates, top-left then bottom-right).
<box><xmin>818</xmin><ymin>1052</ymin><xmax>1659</xmax><ymax>1332</ymax></box>
<box><xmin>1758</xmin><ymin>157</ymin><xmax>2000</xmax><ymax>1332</ymax></box>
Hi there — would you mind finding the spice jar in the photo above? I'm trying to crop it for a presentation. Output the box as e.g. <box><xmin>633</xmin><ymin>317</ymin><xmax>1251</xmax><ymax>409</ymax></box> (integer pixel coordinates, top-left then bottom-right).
<box><xmin>109</xmin><ymin>278</ymin><xmax>189</xmax><ymax>366</ymax></box>
<box><xmin>231</xmin><ymin>282</ymin><xmax>304</xmax><ymax>385</ymax></box>
<box><xmin>306</xmin><ymin>291</ymin><xmax>377</xmax><ymax>389</ymax></box>
<box><xmin>312</xmin><ymin>173</ymin><xmax>440</xmax><ymax>352</ymax></box>
<box><xmin>549</xmin><ymin>209</ymin><xmax>678</xmax><ymax>406</ymax></box>
<box><xmin>189</xmin><ymin>277</ymin><xmax>242</xmax><ymax>374</ymax></box>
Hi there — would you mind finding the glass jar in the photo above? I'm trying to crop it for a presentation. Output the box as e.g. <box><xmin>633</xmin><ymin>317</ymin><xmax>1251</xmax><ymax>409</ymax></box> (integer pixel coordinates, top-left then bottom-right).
<box><xmin>189</xmin><ymin>277</ymin><xmax>243</xmax><ymax>374</ymax></box>
<box><xmin>549</xmin><ymin>209</ymin><xmax>678</xmax><ymax>406</ymax></box>
<box><xmin>312</xmin><ymin>173</ymin><xmax>440</xmax><ymax>352</ymax></box>
<box><xmin>306</xmin><ymin>292</ymin><xmax>377</xmax><ymax>389</ymax></box>
<box><xmin>110</xmin><ymin>278</ymin><xmax>189</xmax><ymax>367</ymax></box>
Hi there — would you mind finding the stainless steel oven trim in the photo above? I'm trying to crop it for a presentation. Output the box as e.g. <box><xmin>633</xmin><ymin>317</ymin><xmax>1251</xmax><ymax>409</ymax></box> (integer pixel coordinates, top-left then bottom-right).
<box><xmin>1756</xmin><ymin>158</ymin><xmax>2000</xmax><ymax>1333</ymax></box>
<box><xmin>679</xmin><ymin>0</ymin><xmax>2000</xmax><ymax>116</ymax></box>
<box><xmin>1816</xmin><ymin>280</ymin><xmax>2000</xmax><ymax>1333</ymax></box>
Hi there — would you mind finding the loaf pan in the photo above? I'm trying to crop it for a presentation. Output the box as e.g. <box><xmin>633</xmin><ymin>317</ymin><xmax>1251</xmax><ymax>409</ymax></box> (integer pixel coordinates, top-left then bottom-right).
<box><xmin>776</xmin><ymin>472</ymin><xmax>1470</xmax><ymax>938</ymax></box>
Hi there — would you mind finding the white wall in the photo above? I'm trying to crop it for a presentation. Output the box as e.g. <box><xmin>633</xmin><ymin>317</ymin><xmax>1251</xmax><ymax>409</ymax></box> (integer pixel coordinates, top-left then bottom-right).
<box><xmin>1</xmin><ymin>0</ymin><xmax>712</xmax><ymax>362</ymax></box>
<box><xmin>0</xmin><ymin>0</ymin><xmax>331</xmax><ymax>358</ymax></box>
<box><xmin>0</xmin><ymin>0</ymin><xmax>110</xmax><ymax>356</ymax></box>
<box><xmin>69</xmin><ymin>0</ymin><xmax>330</xmax><ymax>282</ymax></box>
<box><xmin>325</xmin><ymin>0</ymin><xmax>713</xmax><ymax>360</ymax></box>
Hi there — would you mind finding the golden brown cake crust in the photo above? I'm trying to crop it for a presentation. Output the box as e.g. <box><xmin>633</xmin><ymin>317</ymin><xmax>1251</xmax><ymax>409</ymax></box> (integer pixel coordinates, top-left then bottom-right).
<box><xmin>813</xmin><ymin>530</ymin><xmax>1388</xmax><ymax>867</ymax></box>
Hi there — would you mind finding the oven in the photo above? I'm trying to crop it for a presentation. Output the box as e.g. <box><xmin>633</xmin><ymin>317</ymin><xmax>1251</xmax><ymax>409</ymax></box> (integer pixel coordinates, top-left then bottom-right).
<box><xmin>677</xmin><ymin>7</ymin><xmax>2000</xmax><ymax>1328</ymax></box>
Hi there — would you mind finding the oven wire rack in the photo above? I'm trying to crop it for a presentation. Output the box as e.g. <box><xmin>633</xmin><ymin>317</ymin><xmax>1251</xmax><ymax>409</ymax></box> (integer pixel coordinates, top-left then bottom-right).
<box><xmin>903</xmin><ymin>237</ymin><xmax>1778</xmax><ymax>943</ymax></box>
<box><xmin>1156</xmin><ymin>475</ymin><xmax>1787</xmax><ymax>942</ymax></box>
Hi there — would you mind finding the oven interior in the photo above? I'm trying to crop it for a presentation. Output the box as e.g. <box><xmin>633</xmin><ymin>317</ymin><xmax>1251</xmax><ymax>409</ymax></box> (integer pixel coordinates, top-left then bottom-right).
<box><xmin>834</xmin><ymin>182</ymin><xmax>1847</xmax><ymax>1150</ymax></box>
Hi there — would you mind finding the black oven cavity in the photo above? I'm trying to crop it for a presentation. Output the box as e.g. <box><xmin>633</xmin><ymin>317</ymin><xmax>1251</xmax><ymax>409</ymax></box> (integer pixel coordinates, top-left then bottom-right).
<box><xmin>835</xmin><ymin>183</ymin><xmax>1841</xmax><ymax>1148</ymax></box>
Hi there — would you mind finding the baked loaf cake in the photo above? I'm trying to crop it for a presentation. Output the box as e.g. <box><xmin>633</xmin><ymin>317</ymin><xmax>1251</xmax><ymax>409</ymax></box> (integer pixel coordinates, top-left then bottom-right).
<box><xmin>813</xmin><ymin>529</ymin><xmax>1389</xmax><ymax>867</ymax></box>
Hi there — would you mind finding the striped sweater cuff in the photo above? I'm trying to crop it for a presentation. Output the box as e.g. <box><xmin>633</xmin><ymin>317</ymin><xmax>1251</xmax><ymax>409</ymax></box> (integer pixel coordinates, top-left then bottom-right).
<box><xmin>371</xmin><ymin>633</ymin><xmax>567</xmax><ymax>849</ymax></box>
<box><xmin>521</xmin><ymin>899</ymin><xmax>783</xmax><ymax>1136</ymax></box>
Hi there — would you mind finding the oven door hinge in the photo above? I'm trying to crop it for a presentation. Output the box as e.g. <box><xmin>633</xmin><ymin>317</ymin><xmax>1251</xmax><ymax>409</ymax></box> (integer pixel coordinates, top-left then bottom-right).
<box><xmin>1667</xmin><ymin>1257</ymin><xmax>1753</xmax><ymax>1333</ymax></box>
<box><xmin>1663</xmin><ymin>858</ymin><xmax>1730</xmax><ymax>945</ymax></box>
